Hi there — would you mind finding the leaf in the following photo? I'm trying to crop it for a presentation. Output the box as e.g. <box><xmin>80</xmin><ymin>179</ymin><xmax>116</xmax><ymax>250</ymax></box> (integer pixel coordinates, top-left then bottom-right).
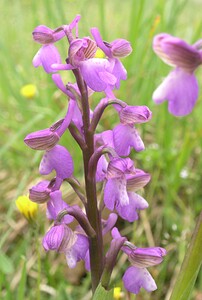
<box><xmin>92</xmin><ymin>283</ymin><xmax>114</xmax><ymax>300</ymax></box>
<box><xmin>170</xmin><ymin>212</ymin><xmax>202</xmax><ymax>300</ymax></box>
<box><xmin>0</xmin><ymin>251</ymin><xmax>14</xmax><ymax>274</ymax></box>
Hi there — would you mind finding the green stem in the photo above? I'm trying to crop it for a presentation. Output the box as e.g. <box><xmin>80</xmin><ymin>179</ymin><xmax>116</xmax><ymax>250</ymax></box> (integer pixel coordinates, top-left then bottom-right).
<box><xmin>73</xmin><ymin>69</ymin><xmax>104</xmax><ymax>293</ymax></box>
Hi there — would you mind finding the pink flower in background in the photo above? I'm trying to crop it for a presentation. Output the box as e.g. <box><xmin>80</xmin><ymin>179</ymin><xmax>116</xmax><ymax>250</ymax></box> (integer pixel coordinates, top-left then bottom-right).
<box><xmin>152</xmin><ymin>33</ymin><xmax>202</xmax><ymax>116</ymax></box>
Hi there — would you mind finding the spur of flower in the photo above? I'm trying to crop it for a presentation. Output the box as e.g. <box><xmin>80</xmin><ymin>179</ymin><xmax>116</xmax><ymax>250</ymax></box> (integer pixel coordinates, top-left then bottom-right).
<box><xmin>152</xmin><ymin>33</ymin><xmax>202</xmax><ymax>116</ymax></box>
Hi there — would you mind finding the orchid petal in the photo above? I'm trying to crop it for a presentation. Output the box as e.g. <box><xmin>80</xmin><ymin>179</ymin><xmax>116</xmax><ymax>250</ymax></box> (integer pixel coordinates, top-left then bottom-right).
<box><xmin>123</xmin><ymin>266</ymin><xmax>157</xmax><ymax>294</ymax></box>
<box><xmin>39</xmin><ymin>145</ymin><xmax>74</xmax><ymax>180</ymax></box>
<box><xmin>153</xmin><ymin>68</ymin><xmax>198</xmax><ymax>116</ymax></box>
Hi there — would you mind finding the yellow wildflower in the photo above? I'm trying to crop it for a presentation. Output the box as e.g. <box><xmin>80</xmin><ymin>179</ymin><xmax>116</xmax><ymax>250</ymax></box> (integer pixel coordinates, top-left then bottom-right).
<box><xmin>16</xmin><ymin>195</ymin><xmax>38</xmax><ymax>221</ymax></box>
<box><xmin>113</xmin><ymin>287</ymin><xmax>121</xmax><ymax>300</ymax></box>
<box><xmin>94</xmin><ymin>48</ymin><xmax>105</xmax><ymax>58</ymax></box>
<box><xmin>20</xmin><ymin>84</ymin><xmax>37</xmax><ymax>99</ymax></box>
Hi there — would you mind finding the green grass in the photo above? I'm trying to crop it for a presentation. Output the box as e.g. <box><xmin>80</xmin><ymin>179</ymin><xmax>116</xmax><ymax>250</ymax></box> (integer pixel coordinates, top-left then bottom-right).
<box><xmin>1</xmin><ymin>0</ymin><xmax>202</xmax><ymax>299</ymax></box>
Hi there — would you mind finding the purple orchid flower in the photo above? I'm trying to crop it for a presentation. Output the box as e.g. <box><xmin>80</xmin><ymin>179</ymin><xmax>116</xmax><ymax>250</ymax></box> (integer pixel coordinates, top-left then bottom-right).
<box><xmin>112</xmin><ymin>228</ymin><xmax>166</xmax><ymax>294</ymax></box>
<box><xmin>94</xmin><ymin>104</ymin><xmax>151</xmax><ymax>156</ymax></box>
<box><xmin>43</xmin><ymin>222</ymin><xmax>87</xmax><ymax>270</ymax></box>
<box><xmin>152</xmin><ymin>33</ymin><xmax>202</xmax><ymax>116</ymax></box>
<box><xmin>43</xmin><ymin>190</ymin><xmax>89</xmax><ymax>268</ymax></box>
<box><xmin>113</xmin><ymin>104</ymin><xmax>152</xmax><ymax>155</ymax></box>
<box><xmin>24</xmin><ymin>99</ymin><xmax>75</xmax><ymax>151</ymax></box>
<box><xmin>104</xmin><ymin>159</ymin><xmax>150</xmax><ymax>221</ymax></box>
<box><xmin>91</xmin><ymin>27</ymin><xmax>132</xmax><ymax>91</ymax></box>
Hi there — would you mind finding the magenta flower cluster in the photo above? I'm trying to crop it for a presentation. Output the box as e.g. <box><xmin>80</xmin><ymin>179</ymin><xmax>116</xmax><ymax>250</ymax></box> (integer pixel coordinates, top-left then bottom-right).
<box><xmin>25</xmin><ymin>15</ymin><xmax>166</xmax><ymax>295</ymax></box>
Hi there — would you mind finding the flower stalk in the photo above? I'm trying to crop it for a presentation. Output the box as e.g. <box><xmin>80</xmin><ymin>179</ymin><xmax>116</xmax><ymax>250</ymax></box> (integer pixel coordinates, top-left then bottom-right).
<box><xmin>73</xmin><ymin>67</ymin><xmax>104</xmax><ymax>291</ymax></box>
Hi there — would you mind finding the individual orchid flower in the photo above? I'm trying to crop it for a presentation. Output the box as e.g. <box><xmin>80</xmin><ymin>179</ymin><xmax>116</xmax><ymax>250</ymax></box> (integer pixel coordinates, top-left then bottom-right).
<box><xmin>152</xmin><ymin>33</ymin><xmax>202</xmax><ymax>116</ymax></box>
<box><xmin>94</xmin><ymin>104</ymin><xmax>152</xmax><ymax>156</ymax></box>
<box><xmin>24</xmin><ymin>99</ymin><xmax>75</xmax><ymax>151</ymax></box>
<box><xmin>32</xmin><ymin>15</ymin><xmax>81</xmax><ymax>73</ymax></box>
<box><xmin>91</xmin><ymin>27</ymin><xmax>132</xmax><ymax>91</ymax></box>
<box><xmin>113</xmin><ymin>105</ymin><xmax>152</xmax><ymax>155</ymax></box>
<box><xmin>112</xmin><ymin>228</ymin><xmax>166</xmax><ymax>295</ymax></box>
<box><xmin>43</xmin><ymin>190</ymin><xmax>90</xmax><ymax>268</ymax></box>
<box><xmin>104</xmin><ymin>159</ymin><xmax>150</xmax><ymax>222</ymax></box>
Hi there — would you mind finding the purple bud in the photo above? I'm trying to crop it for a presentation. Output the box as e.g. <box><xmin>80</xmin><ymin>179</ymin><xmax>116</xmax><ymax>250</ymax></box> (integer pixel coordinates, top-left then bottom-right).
<box><xmin>111</xmin><ymin>39</ymin><xmax>132</xmax><ymax>57</ymax></box>
<box><xmin>43</xmin><ymin>224</ymin><xmax>77</xmax><ymax>253</ymax></box>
